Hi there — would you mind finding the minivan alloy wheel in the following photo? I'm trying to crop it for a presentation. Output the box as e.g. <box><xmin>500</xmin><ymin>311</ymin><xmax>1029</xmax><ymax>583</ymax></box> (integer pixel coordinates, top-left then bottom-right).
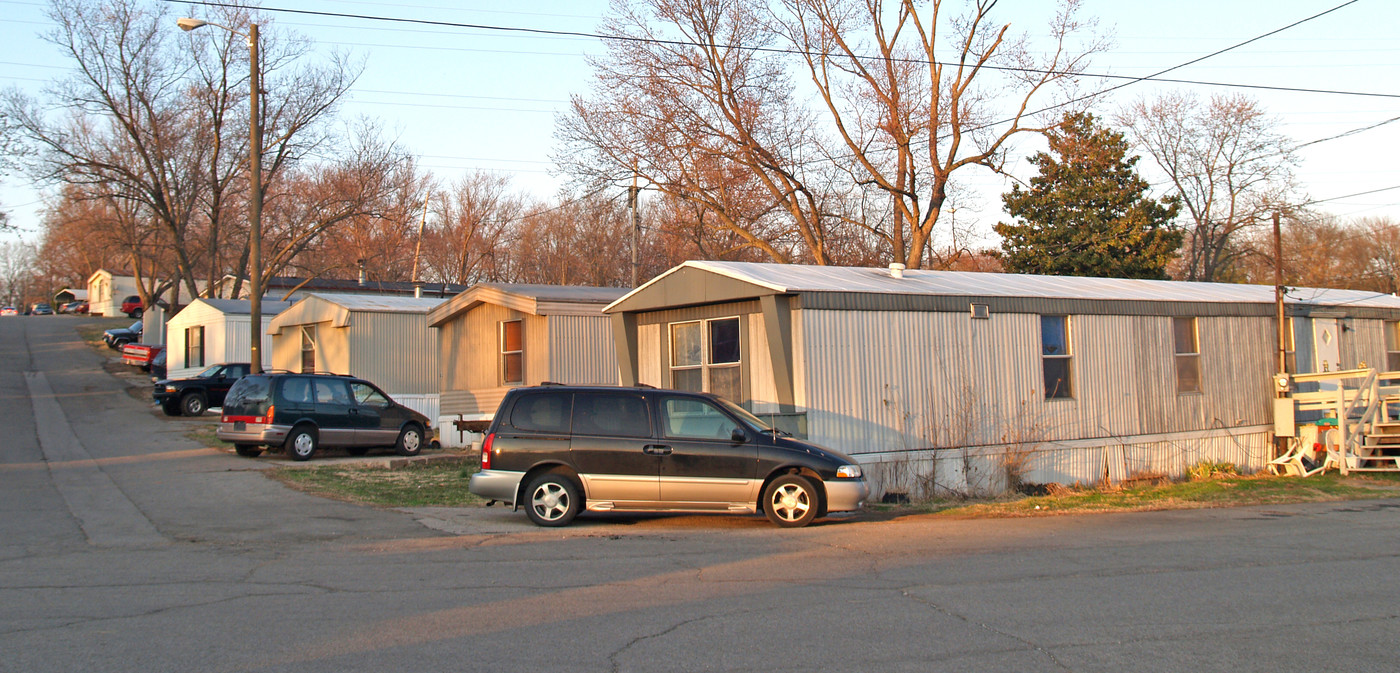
<box><xmin>524</xmin><ymin>473</ymin><xmax>581</xmax><ymax>526</ymax></box>
<box><xmin>764</xmin><ymin>475</ymin><xmax>819</xmax><ymax>527</ymax></box>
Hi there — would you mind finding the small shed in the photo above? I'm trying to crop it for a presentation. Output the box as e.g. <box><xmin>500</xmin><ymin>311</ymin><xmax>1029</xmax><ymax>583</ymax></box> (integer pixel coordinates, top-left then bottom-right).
<box><xmin>427</xmin><ymin>283</ymin><xmax>627</xmax><ymax>446</ymax></box>
<box><xmin>164</xmin><ymin>298</ymin><xmax>292</xmax><ymax>379</ymax></box>
<box><xmin>605</xmin><ymin>261</ymin><xmax>1400</xmax><ymax>497</ymax></box>
<box><xmin>267</xmin><ymin>293</ymin><xmax>446</xmax><ymax>423</ymax></box>
<box><xmin>53</xmin><ymin>288</ymin><xmax>87</xmax><ymax>305</ymax></box>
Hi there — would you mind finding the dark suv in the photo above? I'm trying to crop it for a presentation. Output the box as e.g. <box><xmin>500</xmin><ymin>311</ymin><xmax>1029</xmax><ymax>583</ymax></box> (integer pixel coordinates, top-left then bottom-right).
<box><xmin>470</xmin><ymin>385</ymin><xmax>869</xmax><ymax>528</ymax></box>
<box><xmin>216</xmin><ymin>372</ymin><xmax>434</xmax><ymax>461</ymax></box>
<box><xmin>154</xmin><ymin>363</ymin><xmax>250</xmax><ymax>417</ymax></box>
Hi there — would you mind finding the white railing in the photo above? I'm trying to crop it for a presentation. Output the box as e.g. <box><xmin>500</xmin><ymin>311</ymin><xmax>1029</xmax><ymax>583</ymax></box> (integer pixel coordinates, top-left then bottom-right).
<box><xmin>1284</xmin><ymin>368</ymin><xmax>1400</xmax><ymax>474</ymax></box>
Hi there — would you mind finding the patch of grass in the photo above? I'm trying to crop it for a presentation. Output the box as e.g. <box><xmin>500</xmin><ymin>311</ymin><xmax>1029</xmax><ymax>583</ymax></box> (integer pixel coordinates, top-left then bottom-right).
<box><xmin>932</xmin><ymin>472</ymin><xmax>1400</xmax><ymax>518</ymax></box>
<box><xmin>185</xmin><ymin>423</ymin><xmax>221</xmax><ymax>447</ymax></box>
<box><xmin>271</xmin><ymin>462</ymin><xmax>483</xmax><ymax>508</ymax></box>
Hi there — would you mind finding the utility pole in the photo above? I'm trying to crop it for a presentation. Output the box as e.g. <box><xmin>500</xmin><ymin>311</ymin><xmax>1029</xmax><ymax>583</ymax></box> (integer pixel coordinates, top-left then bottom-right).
<box><xmin>411</xmin><ymin>189</ymin><xmax>430</xmax><ymax>298</ymax></box>
<box><xmin>248</xmin><ymin>22</ymin><xmax>263</xmax><ymax>373</ymax></box>
<box><xmin>1274</xmin><ymin>211</ymin><xmax>1285</xmax><ymax>375</ymax></box>
<box><xmin>629</xmin><ymin>168</ymin><xmax>640</xmax><ymax>288</ymax></box>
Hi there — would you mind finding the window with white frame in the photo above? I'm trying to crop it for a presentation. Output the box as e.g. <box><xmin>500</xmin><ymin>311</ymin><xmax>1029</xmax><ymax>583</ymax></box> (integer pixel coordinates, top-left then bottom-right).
<box><xmin>1040</xmin><ymin>315</ymin><xmax>1072</xmax><ymax>399</ymax></box>
<box><xmin>1174</xmin><ymin>316</ymin><xmax>1201</xmax><ymax>393</ymax></box>
<box><xmin>500</xmin><ymin>319</ymin><xmax>523</xmax><ymax>385</ymax></box>
<box><xmin>185</xmin><ymin>325</ymin><xmax>204</xmax><ymax>368</ymax></box>
<box><xmin>669</xmin><ymin>317</ymin><xmax>741</xmax><ymax>402</ymax></box>
<box><xmin>300</xmin><ymin>325</ymin><xmax>317</xmax><ymax>374</ymax></box>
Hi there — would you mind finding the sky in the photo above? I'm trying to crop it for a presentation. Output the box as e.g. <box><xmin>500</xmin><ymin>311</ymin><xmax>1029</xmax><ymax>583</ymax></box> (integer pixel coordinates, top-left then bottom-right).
<box><xmin>1</xmin><ymin>0</ymin><xmax>1397</xmax><ymax>252</ymax></box>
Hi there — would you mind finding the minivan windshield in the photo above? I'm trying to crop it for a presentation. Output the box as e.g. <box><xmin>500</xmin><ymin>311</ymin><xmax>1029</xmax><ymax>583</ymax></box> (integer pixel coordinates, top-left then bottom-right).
<box><xmin>717</xmin><ymin>398</ymin><xmax>775</xmax><ymax>433</ymax></box>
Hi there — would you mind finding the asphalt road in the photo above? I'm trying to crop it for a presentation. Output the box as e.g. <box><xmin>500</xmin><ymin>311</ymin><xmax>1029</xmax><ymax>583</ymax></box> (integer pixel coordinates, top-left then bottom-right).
<box><xmin>2</xmin><ymin>315</ymin><xmax>1397</xmax><ymax>672</ymax></box>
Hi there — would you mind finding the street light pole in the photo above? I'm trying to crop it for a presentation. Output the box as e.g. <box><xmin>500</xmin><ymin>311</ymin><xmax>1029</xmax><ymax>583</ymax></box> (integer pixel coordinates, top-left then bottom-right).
<box><xmin>178</xmin><ymin>18</ymin><xmax>263</xmax><ymax>373</ymax></box>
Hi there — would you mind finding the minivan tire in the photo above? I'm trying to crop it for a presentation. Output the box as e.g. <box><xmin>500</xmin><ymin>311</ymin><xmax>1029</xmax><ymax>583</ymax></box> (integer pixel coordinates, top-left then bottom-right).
<box><xmin>234</xmin><ymin>444</ymin><xmax>263</xmax><ymax>458</ymax></box>
<box><xmin>285</xmin><ymin>426</ymin><xmax>318</xmax><ymax>461</ymax></box>
<box><xmin>394</xmin><ymin>424</ymin><xmax>424</xmax><ymax>457</ymax></box>
<box><xmin>524</xmin><ymin>472</ymin><xmax>581</xmax><ymax>527</ymax></box>
<box><xmin>763</xmin><ymin>474</ymin><xmax>820</xmax><ymax>528</ymax></box>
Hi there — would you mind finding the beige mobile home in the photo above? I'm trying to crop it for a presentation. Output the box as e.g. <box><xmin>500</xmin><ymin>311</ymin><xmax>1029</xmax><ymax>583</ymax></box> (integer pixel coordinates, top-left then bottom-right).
<box><xmin>267</xmin><ymin>293</ymin><xmax>445</xmax><ymax>423</ymax></box>
<box><xmin>605</xmin><ymin>261</ymin><xmax>1400</xmax><ymax>497</ymax></box>
<box><xmin>427</xmin><ymin>283</ymin><xmax>627</xmax><ymax>446</ymax></box>
<box><xmin>164</xmin><ymin>298</ymin><xmax>292</xmax><ymax>379</ymax></box>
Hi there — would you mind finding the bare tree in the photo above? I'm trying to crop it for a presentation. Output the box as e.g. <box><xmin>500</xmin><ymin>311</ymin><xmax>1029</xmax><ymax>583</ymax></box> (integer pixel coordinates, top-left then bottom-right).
<box><xmin>776</xmin><ymin>0</ymin><xmax>1104</xmax><ymax>268</ymax></box>
<box><xmin>1117</xmin><ymin>92</ymin><xmax>1297</xmax><ymax>282</ymax></box>
<box><xmin>419</xmin><ymin>171</ymin><xmax>522</xmax><ymax>286</ymax></box>
<box><xmin>557</xmin><ymin>0</ymin><xmax>842</xmax><ymax>264</ymax></box>
<box><xmin>260</xmin><ymin>120</ymin><xmax>416</xmax><ymax>289</ymax></box>
<box><xmin>5</xmin><ymin>0</ymin><xmax>359</xmax><ymax>300</ymax></box>
<box><xmin>560</xmin><ymin>0</ymin><xmax>1104</xmax><ymax>268</ymax></box>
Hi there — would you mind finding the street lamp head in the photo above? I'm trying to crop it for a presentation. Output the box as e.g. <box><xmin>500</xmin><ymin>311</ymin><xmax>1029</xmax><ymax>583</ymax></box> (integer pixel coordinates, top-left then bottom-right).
<box><xmin>176</xmin><ymin>17</ymin><xmax>207</xmax><ymax>31</ymax></box>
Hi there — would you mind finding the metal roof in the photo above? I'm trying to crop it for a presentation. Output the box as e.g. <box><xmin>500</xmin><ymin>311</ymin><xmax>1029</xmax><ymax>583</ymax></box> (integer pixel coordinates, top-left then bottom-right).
<box><xmin>607</xmin><ymin>261</ymin><xmax>1400</xmax><ymax>313</ymax></box>
<box><xmin>473</xmin><ymin>283</ymin><xmax>629</xmax><ymax>304</ymax></box>
<box><xmin>191</xmin><ymin>298</ymin><xmax>295</xmax><ymax>315</ymax></box>
<box><xmin>304</xmin><ymin>293</ymin><xmax>448</xmax><ymax>313</ymax></box>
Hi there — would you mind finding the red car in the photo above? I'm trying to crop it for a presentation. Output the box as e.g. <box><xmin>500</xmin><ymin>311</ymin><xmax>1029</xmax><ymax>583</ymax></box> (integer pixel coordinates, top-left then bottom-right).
<box><xmin>120</xmin><ymin>295</ymin><xmax>144</xmax><ymax>318</ymax></box>
<box><xmin>122</xmin><ymin>343</ymin><xmax>165</xmax><ymax>372</ymax></box>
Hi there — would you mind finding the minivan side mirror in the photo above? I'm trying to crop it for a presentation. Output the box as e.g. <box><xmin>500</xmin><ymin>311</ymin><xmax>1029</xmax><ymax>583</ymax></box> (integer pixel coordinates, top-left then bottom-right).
<box><xmin>730</xmin><ymin>427</ymin><xmax>746</xmax><ymax>444</ymax></box>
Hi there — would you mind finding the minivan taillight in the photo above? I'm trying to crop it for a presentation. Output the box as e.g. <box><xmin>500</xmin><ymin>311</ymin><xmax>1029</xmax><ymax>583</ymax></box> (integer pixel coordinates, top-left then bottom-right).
<box><xmin>262</xmin><ymin>405</ymin><xmax>275</xmax><ymax>424</ymax></box>
<box><xmin>481</xmin><ymin>432</ymin><xmax>495</xmax><ymax>470</ymax></box>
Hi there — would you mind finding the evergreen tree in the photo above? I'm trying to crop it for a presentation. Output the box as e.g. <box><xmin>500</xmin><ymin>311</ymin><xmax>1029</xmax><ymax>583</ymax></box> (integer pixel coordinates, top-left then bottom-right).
<box><xmin>995</xmin><ymin>112</ymin><xmax>1181</xmax><ymax>279</ymax></box>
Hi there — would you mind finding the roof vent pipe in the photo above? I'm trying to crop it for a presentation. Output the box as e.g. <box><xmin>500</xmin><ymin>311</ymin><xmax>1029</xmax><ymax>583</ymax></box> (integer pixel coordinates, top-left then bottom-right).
<box><xmin>889</xmin><ymin>262</ymin><xmax>906</xmax><ymax>279</ymax></box>
<box><xmin>357</xmin><ymin>259</ymin><xmax>367</xmax><ymax>287</ymax></box>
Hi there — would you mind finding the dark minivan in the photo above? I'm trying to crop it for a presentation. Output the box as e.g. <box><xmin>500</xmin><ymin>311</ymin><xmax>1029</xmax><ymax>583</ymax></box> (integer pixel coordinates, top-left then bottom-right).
<box><xmin>217</xmin><ymin>372</ymin><xmax>434</xmax><ymax>460</ymax></box>
<box><xmin>469</xmin><ymin>385</ymin><xmax>869</xmax><ymax>528</ymax></box>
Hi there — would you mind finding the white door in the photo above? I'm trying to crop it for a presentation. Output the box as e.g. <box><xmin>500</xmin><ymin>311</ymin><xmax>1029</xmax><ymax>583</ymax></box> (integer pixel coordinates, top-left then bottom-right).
<box><xmin>1313</xmin><ymin>318</ymin><xmax>1340</xmax><ymax>391</ymax></box>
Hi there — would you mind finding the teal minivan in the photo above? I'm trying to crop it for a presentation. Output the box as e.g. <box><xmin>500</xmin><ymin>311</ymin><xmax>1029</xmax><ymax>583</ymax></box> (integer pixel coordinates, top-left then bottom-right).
<box><xmin>217</xmin><ymin>372</ymin><xmax>433</xmax><ymax>461</ymax></box>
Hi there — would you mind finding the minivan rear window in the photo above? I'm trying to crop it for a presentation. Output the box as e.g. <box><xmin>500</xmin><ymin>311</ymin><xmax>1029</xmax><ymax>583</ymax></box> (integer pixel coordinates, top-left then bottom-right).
<box><xmin>224</xmin><ymin>375</ymin><xmax>272</xmax><ymax>415</ymax></box>
<box><xmin>509</xmin><ymin>393</ymin><xmax>572</xmax><ymax>434</ymax></box>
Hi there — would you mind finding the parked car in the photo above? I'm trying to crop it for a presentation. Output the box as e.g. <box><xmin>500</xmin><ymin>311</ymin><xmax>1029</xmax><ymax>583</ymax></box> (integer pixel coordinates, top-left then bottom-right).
<box><xmin>121</xmin><ymin>343</ymin><xmax>164</xmax><ymax>371</ymax></box>
<box><xmin>469</xmin><ymin>385</ymin><xmax>870</xmax><ymax>528</ymax></box>
<box><xmin>0</xmin><ymin>306</ymin><xmax>16</xmax><ymax>316</ymax></box>
<box><xmin>149</xmin><ymin>349</ymin><xmax>167</xmax><ymax>381</ymax></box>
<box><xmin>103</xmin><ymin>321</ymin><xmax>143</xmax><ymax>349</ymax></box>
<box><xmin>154</xmin><ymin>362</ymin><xmax>249</xmax><ymax>416</ymax></box>
<box><xmin>120</xmin><ymin>295</ymin><xmax>144</xmax><ymax>318</ymax></box>
<box><xmin>217</xmin><ymin>372</ymin><xmax>434</xmax><ymax>460</ymax></box>
<box><xmin>31</xmin><ymin>303</ymin><xmax>54</xmax><ymax>315</ymax></box>
<box><xmin>58</xmin><ymin>300</ymin><xmax>89</xmax><ymax>314</ymax></box>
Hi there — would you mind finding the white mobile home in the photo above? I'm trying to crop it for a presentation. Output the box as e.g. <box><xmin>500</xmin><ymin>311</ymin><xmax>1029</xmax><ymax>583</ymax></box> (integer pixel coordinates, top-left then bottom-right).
<box><xmin>605</xmin><ymin>261</ymin><xmax>1400</xmax><ymax>497</ymax></box>
<box><xmin>164</xmin><ymin>299</ymin><xmax>292</xmax><ymax>379</ymax></box>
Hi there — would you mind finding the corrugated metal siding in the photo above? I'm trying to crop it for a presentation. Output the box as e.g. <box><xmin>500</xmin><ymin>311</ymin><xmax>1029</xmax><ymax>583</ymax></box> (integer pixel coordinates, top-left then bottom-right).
<box><xmin>347</xmin><ymin>312</ymin><xmax>438</xmax><ymax>394</ymax></box>
<box><xmin>798</xmin><ymin>309</ymin><xmax>1274</xmax><ymax>461</ymax></box>
<box><xmin>546</xmin><ymin>315</ymin><xmax>617</xmax><ymax>384</ymax></box>
<box><xmin>859</xmin><ymin>427</ymin><xmax>1272</xmax><ymax>497</ymax></box>
<box><xmin>638</xmin><ymin>323</ymin><xmax>661</xmax><ymax>387</ymax></box>
<box><xmin>1346</xmin><ymin>318</ymin><xmax>1387</xmax><ymax>369</ymax></box>
<box><xmin>747</xmin><ymin>314</ymin><xmax>780</xmax><ymax>414</ymax></box>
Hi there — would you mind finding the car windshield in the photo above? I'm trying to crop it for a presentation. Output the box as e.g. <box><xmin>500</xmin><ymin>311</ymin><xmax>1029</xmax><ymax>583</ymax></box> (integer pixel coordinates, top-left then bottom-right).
<box><xmin>717</xmin><ymin>398</ymin><xmax>775</xmax><ymax>433</ymax></box>
<box><xmin>196</xmin><ymin>365</ymin><xmax>223</xmax><ymax>378</ymax></box>
<box><xmin>128</xmin><ymin>321</ymin><xmax>142</xmax><ymax>331</ymax></box>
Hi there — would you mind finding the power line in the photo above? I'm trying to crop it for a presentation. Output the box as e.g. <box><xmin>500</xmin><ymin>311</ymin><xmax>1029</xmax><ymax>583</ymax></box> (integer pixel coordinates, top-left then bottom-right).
<box><xmin>166</xmin><ymin>0</ymin><xmax>1397</xmax><ymax>101</ymax></box>
<box><xmin>1302</xmin><ymin>184</ymin><xmax>1400</xmax><ymax>207</ymax></box>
